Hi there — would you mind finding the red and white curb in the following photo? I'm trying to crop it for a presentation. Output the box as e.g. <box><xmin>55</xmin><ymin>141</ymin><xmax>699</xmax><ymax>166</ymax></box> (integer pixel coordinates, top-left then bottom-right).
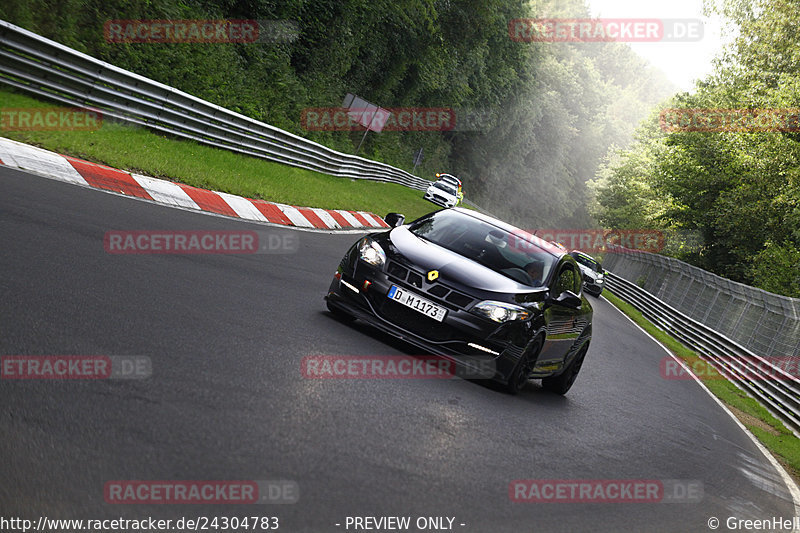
<box><xmin>0</xmin><ymin>137</ymin><xmax>389</xmax><ymax>231</ymax></box>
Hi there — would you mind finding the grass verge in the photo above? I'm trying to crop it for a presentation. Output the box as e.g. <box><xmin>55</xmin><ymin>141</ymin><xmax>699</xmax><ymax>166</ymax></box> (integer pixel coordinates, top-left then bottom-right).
<box><xmin>0</xmin><ymin>88</ymin><xmax>443</xmax><ymax>220</ymax></box>
<box><xmin>604</xmin><ymin>289</ymin><xmax>800</xmax><ymax>485</ymax></box>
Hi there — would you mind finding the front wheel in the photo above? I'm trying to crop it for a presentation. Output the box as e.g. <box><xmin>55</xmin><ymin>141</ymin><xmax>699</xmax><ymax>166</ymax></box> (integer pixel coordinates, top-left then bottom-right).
<box><xmin>542</xmin><ymin>343</ymin><xmax>589</xmax><ymax>395</ymax></box>
<box><xmin>506</xmin><ymin>336</ymin><xmax>543</xmax><ymax>395</ymax></box>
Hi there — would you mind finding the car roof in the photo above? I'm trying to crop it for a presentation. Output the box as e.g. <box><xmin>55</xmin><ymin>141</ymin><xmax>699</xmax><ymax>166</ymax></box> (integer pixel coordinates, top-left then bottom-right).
<box><xmin>436</xmin><ymin>173</ymin><xmax>461</xmax><ymax>183</ymax></box>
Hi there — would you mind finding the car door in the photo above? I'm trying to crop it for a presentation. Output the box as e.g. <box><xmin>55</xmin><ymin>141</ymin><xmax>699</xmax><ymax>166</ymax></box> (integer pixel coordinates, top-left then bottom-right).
<box><xmin>537</xmin><ymin>258</ymin><xmax>586</xmax><ymax>370</ymax></box>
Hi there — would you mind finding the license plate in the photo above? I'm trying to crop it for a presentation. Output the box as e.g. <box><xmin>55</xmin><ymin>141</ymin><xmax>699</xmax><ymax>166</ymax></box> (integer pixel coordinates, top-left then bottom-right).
<box><xmin>387</xmin><ymin>285</ymin><xmax>447</xmax><ymax>322</ymax></box>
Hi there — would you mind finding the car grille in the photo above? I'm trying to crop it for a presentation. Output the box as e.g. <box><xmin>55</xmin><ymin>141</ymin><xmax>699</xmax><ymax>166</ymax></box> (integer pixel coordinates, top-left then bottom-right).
<box><xmin>377</xmin><ymin>299</ymin><xmax>459</xmax><ymax>342</ymax></box>
<box><xmin>445</xmin><ymin>292</ymin><xmax>473</xmax><ymax>308</ymax></box>
<box><xmin>429</xmin><ymin>285</ymin><xmax>448</xmax><ymax>298</ymax></box>
<box><xmin>408</xmin><ymin>272</ymin><xmax>423</xmax><ymax>289</ymax></box>
<box><xmin>388</xmin><ymin>262</ymin><xmax>408</xmax><ymax>280</ymax></box>
<box><xmin>386</xmin><ymin>260</ymin><xmax>475</xmax><ymax>311</ymax></box>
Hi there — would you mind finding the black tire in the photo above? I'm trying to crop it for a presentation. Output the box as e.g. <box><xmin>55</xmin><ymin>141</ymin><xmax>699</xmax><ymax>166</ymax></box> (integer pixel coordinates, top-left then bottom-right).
<box><xmin>326</xmin><ymin>300</ymin><xmax>355</xmax><ymax>323</ymax></box>
<box><xmin>506</xmin><ymin>336</ymin><xmax>543</xmax><ymax>395</ymax></box>
<box><xmin>542</xmin><ymin>343</ymin><xmax>589</xmax><ymax>395</ymax></box>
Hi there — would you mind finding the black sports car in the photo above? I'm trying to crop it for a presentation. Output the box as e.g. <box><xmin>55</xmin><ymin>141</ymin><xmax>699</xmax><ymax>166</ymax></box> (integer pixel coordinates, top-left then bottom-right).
<box><xmin>324</xmin><ymin>208</ymin><xmax>593</xmax><ymax>395</ymax></box>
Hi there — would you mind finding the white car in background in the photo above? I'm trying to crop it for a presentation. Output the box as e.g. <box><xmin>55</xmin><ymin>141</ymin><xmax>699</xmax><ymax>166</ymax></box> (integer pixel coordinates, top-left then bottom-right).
<box><xmin>570</xmin><ymin>250</ymin><xmax>605</xmax><ymax>297</ymax></box>
<box><xmin>424</xmin><ymin>180</ymin><xmax>459</xmax><ymax>208</ymax></box>
<box><xmin>435</xmin><ymin>173</ymin><xmax>462</xmax><ymax>191</ymax></box>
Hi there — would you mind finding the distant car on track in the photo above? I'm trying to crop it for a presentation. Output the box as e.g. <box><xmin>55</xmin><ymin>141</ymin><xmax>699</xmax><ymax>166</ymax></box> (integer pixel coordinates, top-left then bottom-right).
<box><xmin>435</xmin><ymin>173</ymin><xmax>464</xmax><ymax>205</ymax></box>
<box><xmin>570</xmin><ymin>250</ymin><xmax>605</xmax><ymax>297</ymax></box>
<box><xmin>324</xmin><ymin>208</ymin><xmax>593</xmax><ymax>394</ymax></box>
<box><xmin>424</xmin><ymin>180</ymin><xmax>459</xmax><ymax>208</ymax></box>
<box><xmin>435</xmin><ymin>173</ymin><xmax>462</xmax><ymax>191</ymax></box>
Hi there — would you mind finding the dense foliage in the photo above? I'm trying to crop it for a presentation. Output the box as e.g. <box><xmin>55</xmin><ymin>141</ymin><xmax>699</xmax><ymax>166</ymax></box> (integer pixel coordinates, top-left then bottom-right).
<box><xmin>0</xmin><ymin>0</ymin><xmax>671</xmax><ymax>228</ymax></box>
<box><xmin>591</xmin><ymin>0</ymin><xmax>800</xmax><ymax>297</ymax></box>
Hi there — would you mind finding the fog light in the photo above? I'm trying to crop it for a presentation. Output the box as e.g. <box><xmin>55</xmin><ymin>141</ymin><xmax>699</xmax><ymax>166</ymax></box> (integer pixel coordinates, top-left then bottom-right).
<box><xmin>340</xmin><ymin>279</ymin><xmax>359</xmax><ymax>293</ymax></box>
<box><xmin>467</xmin><ymin>343</ymin><xmax>500</xmax><ymax>356</ymax></box>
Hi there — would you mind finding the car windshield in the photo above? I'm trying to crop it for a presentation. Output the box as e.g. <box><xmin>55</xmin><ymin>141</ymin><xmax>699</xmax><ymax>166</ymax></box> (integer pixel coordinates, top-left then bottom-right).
<box><xmin>409</xmin><ymin>210</ymin><xmax>558</xmax><ymax>286</ymax></box>
<box><xmin>433</xmin><ymin>182</ymin><xmax>457</xmax><ymax>195</ymax></box>
<box><xmin>574</xmin><ymin>253</ymin><xmax>602</xmax><ymax>272</ymax></box>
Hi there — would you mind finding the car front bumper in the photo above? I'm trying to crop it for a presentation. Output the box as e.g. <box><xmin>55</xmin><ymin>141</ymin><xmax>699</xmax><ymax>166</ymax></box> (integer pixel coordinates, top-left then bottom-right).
<box><xmin>424</xmin><ymin>192</ymin><xmax>456</xmax><ymax>208</ymax></box>
<box><xmin>584</xmin><ymin>280</ymin><xmax>603</xmax><ymax>294</ymax></box>
<box><xmin>324</xmin><ymin>260</ymin><xmax>534</xmax><ymax>383</ymax></box>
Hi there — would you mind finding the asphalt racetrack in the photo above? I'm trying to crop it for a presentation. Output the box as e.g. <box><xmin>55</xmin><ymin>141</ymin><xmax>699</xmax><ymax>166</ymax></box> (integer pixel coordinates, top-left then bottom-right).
<box><xmin>1</xmin><ymin>165</ymin><xmax>796</xmax><ymax>532</ymax></box>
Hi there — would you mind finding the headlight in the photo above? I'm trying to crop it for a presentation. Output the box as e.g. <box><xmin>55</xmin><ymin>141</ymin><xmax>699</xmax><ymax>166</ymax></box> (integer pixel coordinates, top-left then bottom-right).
<box><xmin>471</xmin><ymin>301</ymin><xmax>531</xmax><ymax>323</ymax></box>
<box><xmin>358</xmin><ymin>238</ymin><xmax>386</xmax><ymax>268</ymax></box>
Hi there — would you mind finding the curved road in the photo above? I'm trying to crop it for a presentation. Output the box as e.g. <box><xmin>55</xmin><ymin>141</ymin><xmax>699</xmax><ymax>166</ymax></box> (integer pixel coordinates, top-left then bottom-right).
<box><xmin>1</xmin><ymin>165</ymin><xmax>796</xmax><ymax>532</ymax></box>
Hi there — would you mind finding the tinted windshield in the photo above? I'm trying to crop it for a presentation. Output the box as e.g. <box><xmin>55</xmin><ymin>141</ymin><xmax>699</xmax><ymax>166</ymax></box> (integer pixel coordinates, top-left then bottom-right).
<box><xmin>409</xmin><ymin>210</ymin><xmax>557</xmax><ymax>286</ymax></box>
<box><xmin>574</xmin><ymin>253</ymin><xmax>602</xmax><ymax>272</ymax></box>
<box><xmin>433</xmin><ymin>182</ymin><xmax>457</xmax><ymax>195</ymax></box>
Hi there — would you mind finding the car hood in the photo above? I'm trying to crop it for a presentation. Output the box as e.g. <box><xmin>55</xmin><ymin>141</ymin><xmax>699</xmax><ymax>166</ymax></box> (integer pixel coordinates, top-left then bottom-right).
<box><xmin>578</xmin><ymin>264</ymin><xmax>601</xmax><ymax>279</ymax></box>
<box><xmin>426</xmin><ymin>186</ymin><xmax>457</xmax><ymax>198</ymax></box>
<box><xmin>386</xmin><ymin>226</ymin><xmax>544</xmax><ymax>293</ymax></box>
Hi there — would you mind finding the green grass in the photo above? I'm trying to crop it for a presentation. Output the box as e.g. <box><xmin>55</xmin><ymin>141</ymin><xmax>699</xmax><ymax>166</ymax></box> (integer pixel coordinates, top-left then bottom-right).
<box><xmin>0</xmin><ymin>88</ymin><xmax>443</xmax><ymax>220</ymax></box>
<box><xmin>603</xmin><ymin>289</ymin><xmax>800</xmax><ymax>482</ymax></box>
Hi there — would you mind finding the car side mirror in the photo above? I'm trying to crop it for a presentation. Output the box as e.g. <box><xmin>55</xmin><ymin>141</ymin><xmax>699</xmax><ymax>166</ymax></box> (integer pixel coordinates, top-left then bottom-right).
<box><xmin>552</xmin><ymin>290</ymin><xmax>581</xmax><ymax>309</ymax></box>
<box><xmin>384</xmin><ymin>213</ymin><xmax>405</xmax><ymax>227</ymax></box>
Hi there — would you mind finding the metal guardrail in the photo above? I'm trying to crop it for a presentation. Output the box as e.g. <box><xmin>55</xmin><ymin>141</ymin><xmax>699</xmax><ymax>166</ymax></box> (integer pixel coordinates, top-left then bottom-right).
<box><xmin>0</xmin><ymin>19</ymin><xmax>431</xmax><ymax>192</ymax></box>
<box><xmin>605</xmin><ymin>271</ymin><xmax>800</xmax><ymax>436</ymax></box>
<box><xmin>603</xmin><ymin>243</ymin><xmax>800</xmax><ymax>362</ymax></box>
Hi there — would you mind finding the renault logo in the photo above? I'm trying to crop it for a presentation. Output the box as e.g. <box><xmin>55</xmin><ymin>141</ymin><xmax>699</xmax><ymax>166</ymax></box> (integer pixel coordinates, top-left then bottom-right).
<box><xmin>427</xmin><ymin>270</ymin><xmax>439</xmax><ymax>282</ymax></box>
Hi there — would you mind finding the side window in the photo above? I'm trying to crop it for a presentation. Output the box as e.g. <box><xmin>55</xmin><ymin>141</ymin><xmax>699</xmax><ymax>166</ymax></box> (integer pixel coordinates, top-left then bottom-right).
<box><xmin>554</xmin><ymin>263</ymin><xmax>582</xmax><ymax>295</ymax></box>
